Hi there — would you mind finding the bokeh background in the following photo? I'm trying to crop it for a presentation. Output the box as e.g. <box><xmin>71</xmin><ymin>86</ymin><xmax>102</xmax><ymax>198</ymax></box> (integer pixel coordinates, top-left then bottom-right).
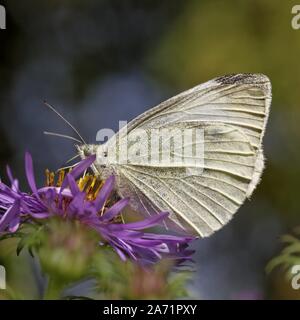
<box><xmin>0</xmin><ymin>0</ymin><xmax>300</xmax><ymax>299</ymax></box>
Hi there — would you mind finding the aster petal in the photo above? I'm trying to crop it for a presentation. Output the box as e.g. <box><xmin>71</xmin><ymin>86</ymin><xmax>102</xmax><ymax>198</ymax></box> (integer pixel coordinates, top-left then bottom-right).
<box><xmin>81</xmin><ymin>203</ymin><xmax>98</xmax><ymax>219</ymax></box>
<box><xmin>121</xmin><ymin>212</ymin><xmax>169</xmax><ymax>230</ymax></box>
<box><xmin>144</xmin><ymin>233</ymin><xmax>196</xmax><ymax>242</ymax></box>
<box><xmin>113</xmin><ymin>245</ymin><xmax>128</xmax><ymax>261</ymax></box>
<box><xmin>94</xmin><ymin>175</ymin><xmax>115</xmax><ymax>211</ymax></box>
<box><xmin>9</xmin><ymin>217</ymin><xmax>20</xmax><ymax>233</ymax></box>
<box><xmin>67</xmin><ymin>174</ymin><xmax>80</xmax><ymax>195</ymax></box>
<box><xmin>102</xmin><ymin>228</ymin><xmax>144</xmax><ymax>238</ymax></box>
<box><xmin>6</xmin><ymin>165</ymin><xmax>14</xmax><ymax>184</ymax></box>
<box><xmin>70</xmin><ymin>154</ymin><xmax>96</xmax><ymax>179</ymax></box>
<box><xmin>25</xmin><ymin>152</ymin><xmax>40</xmax><ymax>198</ymax></box>
<box><xmin>29</xmin><ymin>212</ymin><xmax>51</xmax><ymax>219</ymax></box>
<box><xmin>101</xmin><ymin>198</ymin><xmax>129</xmax><ymax>221</ymax></box>
<box><xmin>0</xmin><ymin>182</ymin><xmax>21</xmax><ymax>200</ymax></box>
<box><xmin>109</xmin><ymin>238</ymin><xmax>137</xmax><ymax>260</ymax></box>
<box><xmin>128</xmin><ymin>238</ymin><xmax>166</xmax><ymax>247</ymax></box>
<box><xmin>68</xmin><ymin>192</ymin><xmax>86</xmax><ymax>217</ymax></box>
<box><xmin>43</xmin><ymin>188</ymin><xmax>57</xmax><ymax>203</ymax></box>
<box><xmin>0</xmin><ymin>200</ymin><xmax>20</xmax><ymax>233</ymax></box>
<box><xmin>60</xmin><ymin>155</ymin><xmax>96</xmax><ymax>191</ymax></box>
<box><xmin>6</xmin><ymin>165</ymin><xmax>20</xmax><ymax>192</ymax></box>
<box><xmin>39</xmin><ymin>186</ymin><xmax>72</xmax><ymax>198</ymax></box>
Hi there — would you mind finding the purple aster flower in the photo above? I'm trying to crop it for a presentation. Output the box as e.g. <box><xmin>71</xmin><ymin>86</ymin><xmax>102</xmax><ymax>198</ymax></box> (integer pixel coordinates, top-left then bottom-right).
<box><xmin>0</xmin><ymin>152</ymin><xmax>195</xmax><ymax>264</ymax></box>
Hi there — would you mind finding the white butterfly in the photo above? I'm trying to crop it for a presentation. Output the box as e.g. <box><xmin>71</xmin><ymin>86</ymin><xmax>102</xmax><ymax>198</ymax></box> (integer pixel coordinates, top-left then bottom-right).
<box><xmin>76</xmin><ymin>73</ymin><xmax>271</xmax><ymax>237</ymax></box>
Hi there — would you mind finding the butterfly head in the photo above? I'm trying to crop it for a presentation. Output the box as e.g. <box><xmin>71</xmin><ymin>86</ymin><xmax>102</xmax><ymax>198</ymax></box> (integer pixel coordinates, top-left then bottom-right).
<box><xmin>76</xmin><ymin>143</ymin><xmax>109</xmax><ymax>167</ymax></box>
<box><xmin>76</xmin><ymin>144</ymin><xmax>113</xmax><ymax>179</ymax></box>
<box><xmin>76</xmin><ymin>144</ymin><xmax>98</xmax><ymax>159</ymax></box>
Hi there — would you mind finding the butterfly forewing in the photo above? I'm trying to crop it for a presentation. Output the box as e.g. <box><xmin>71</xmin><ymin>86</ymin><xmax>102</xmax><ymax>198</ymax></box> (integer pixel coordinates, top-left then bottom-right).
<box><xmin>102</xmin><ymin>73</ymin><xmax>271</xmax><ymax>237</ymax></box>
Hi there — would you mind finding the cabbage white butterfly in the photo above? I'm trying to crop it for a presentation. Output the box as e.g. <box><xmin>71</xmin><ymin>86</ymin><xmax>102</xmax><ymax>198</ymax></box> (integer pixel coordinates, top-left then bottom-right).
<box><xmin>76</xmin><ymin>73</ymin><xmax>271</xmax><ymax>237</ymax></box>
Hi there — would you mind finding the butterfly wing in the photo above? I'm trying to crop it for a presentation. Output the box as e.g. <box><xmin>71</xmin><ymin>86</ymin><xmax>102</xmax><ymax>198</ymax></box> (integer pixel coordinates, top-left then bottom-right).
<box><xmin>107</xmin><ymin>73</ymin><xmax>271</xmax><ymax>237</ymax></box>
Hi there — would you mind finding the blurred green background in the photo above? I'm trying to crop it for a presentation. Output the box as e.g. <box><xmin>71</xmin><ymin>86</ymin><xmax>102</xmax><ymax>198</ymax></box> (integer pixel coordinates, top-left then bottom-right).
<box><xmin>0</xmin><ymin>0</ymin><xmax>300</xmax><ymax>299</ymax></box>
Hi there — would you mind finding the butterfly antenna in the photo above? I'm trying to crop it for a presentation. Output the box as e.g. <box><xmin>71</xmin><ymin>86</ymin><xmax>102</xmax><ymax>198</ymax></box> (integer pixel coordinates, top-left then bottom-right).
<box><xmin>43</xmin><ymin>101</ymin><xmax>87</xmax><ymax>144</ymax></box>
<box><xmin>56</xmin><ymin>162</ymin><xmax>80</xmax><ymax>173</ymax></box>
<box><xmin>55</xmin><ymin>154</ymin><xmax>81</xmax><ymax>174</ymax></box>
<box><xmin>43</xmin><ymin>131</ymin><xmax>83</xmax><ymax>144</ymax></box>
<box><xmin>65</xmin><ymin>154</ymin><xmax>81</xmax><ymax>164</ymax></box>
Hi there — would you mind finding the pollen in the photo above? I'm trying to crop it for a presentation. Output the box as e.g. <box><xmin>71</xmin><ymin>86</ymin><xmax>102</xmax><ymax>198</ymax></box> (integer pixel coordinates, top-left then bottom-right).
<box><xmin>45</xmin><ymin>169</ymin><xmax>55</xmax><ymax>186</ymax></box>
<box><xmin>78</xmin><ymin>174</ymin><xmax>103</xmax><ymax>201</ymax></box>
<box><xmin>45</xmin><ymin>169</ymin><xmax>104</xmax><ymax>201</ymax></box>
<box><xmin>44</xmin><ymin>169</ymin><xmax>120</xmax><ymax>221</ymax></box>
<box><xmin>45</xmin><ymin>169</ymin><xmax>66</xmax><ymax>187</ymax></box>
